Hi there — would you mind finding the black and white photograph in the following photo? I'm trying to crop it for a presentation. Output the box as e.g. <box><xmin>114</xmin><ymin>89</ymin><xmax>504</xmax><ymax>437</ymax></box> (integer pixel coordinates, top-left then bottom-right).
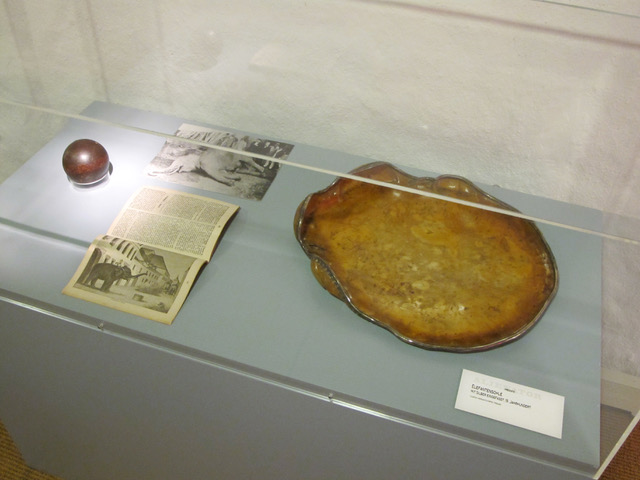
<box><xmin>146</xmin><ymin>123</ymin><xmax>294</xmax><ymax>200</ymax></box>
<box><xmin>67</xmin><ymin>235</ymin><xmax>201</xmax><ymax>321</ymax></box>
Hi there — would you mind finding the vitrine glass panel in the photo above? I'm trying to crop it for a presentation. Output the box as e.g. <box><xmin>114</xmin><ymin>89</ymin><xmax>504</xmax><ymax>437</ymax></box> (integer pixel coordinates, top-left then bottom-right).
<box><xmin>1</xmin><ymin>1</ymin><xmax>640</xmax><ymax>477</ymax></box>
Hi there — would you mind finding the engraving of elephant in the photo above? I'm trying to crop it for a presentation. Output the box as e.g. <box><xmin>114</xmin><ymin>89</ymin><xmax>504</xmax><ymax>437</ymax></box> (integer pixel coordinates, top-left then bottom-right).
<box><xmin>84</xmin><ymin>263</ymin><xmax>146</xmax><ymax>292</ymax></box>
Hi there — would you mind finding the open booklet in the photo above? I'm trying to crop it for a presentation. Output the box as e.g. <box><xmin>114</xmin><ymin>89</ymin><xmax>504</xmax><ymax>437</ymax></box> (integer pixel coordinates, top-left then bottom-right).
<box><xmin>63</xmin><ymin>186</ymin><xmax>239</xmax><ymax>324</ymax></box>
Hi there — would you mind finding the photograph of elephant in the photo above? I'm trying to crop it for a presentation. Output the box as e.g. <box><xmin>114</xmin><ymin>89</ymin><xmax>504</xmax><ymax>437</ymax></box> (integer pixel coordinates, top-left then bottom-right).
<box><xmin>145</xmin><ymin>123</ymin><xmax>294</xmax><ymax>201</ymax></box>
<box><xmin>82</xmin><ymin>263</ymin><xmax>147</xmax><ymax>293</ymax></box>
<box><xmin>64</xmin><ymin>234</ymin><xmax>205</xmax><ymax>324</ymax></box>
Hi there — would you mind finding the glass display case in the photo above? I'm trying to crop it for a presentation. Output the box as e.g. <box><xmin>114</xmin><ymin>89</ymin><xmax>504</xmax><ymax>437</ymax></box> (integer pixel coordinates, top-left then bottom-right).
<box><xmin>1</xmin><ymin>1</ymin><xmax>639</xmax><ymax>479</ymax></box>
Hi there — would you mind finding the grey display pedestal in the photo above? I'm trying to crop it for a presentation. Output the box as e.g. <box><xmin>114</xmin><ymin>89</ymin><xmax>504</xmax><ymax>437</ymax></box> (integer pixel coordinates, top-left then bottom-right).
<box><xmin>0</xmin><ymin>103</ymin><xmax>603</xmax><ymax>479</ymax></box>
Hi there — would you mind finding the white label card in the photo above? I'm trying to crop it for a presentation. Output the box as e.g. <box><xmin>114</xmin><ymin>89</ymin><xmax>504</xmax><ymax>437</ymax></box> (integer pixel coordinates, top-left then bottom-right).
<box><xmin>454</xmin><ymin>369</ymin><xmax>565</xmax><ymax>439</ymax></box>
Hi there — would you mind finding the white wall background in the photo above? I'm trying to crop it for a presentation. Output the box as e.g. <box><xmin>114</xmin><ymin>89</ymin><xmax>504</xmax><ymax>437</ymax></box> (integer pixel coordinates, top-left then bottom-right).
<box><xmin>1</xmin><ymin>0</ymin><xmax>640</xmax><ymax>375</ymax></box>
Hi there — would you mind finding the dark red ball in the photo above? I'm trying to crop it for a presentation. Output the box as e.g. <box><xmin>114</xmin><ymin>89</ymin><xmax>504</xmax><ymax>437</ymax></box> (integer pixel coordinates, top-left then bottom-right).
<box><xmin>62</xmin><ymin>139</ymin><xmax>110</xmax><ymax>185</ymax></box>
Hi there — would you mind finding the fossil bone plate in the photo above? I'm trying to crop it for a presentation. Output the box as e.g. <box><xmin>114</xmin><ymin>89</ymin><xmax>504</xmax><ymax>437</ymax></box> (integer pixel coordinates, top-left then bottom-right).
<box><xmin>294</xmin><ymin>162</ymin><xmax>558</xmax><ymax>352</ymax></box>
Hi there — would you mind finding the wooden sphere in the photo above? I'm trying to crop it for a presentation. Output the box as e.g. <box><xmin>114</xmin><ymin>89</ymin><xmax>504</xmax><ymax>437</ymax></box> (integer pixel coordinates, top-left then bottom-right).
<box><xmin>62</xmin><ymin>139</ymin><xmax>110</xmax><ymax>185</ymax></box>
